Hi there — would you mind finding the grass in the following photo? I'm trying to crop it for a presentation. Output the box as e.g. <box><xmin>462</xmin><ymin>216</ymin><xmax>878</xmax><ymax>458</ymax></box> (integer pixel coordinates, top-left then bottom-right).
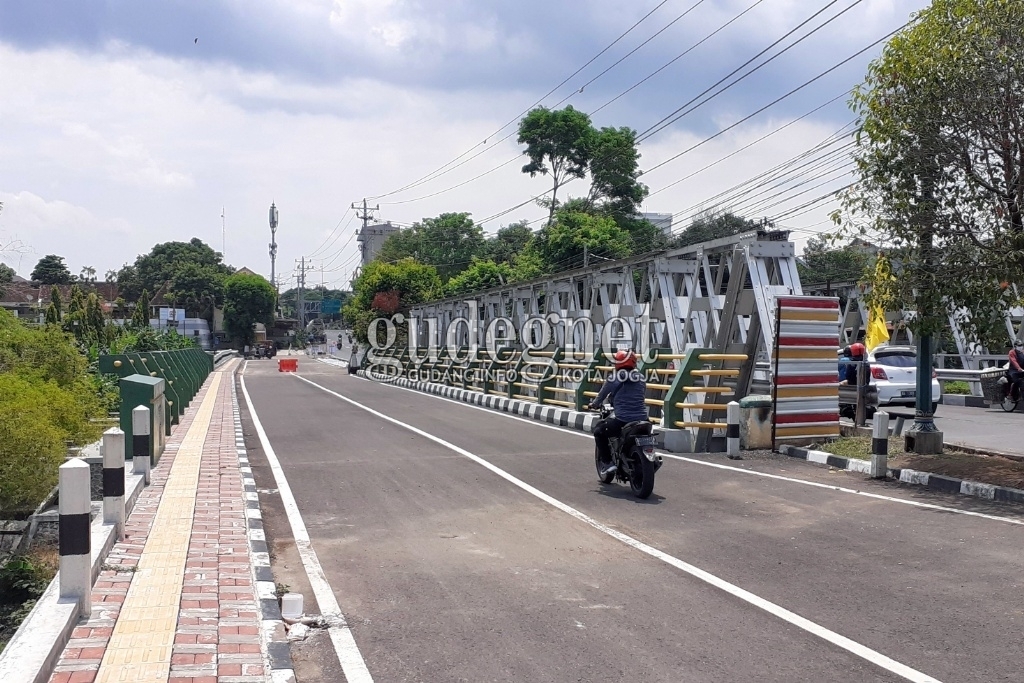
<box><xmin>943</xmin><ymin>380</ymin><xmax>971</xmax><ymax>395</ymax></box>
<box><xmin>0</xmin><ymin>545</ymin><xmax>59</xmax><ymax>654</ymax></box>
<box><xmin>810</xmin><ymin>436</ymin><xmax>897</xmax><ymax>461</ymax></box>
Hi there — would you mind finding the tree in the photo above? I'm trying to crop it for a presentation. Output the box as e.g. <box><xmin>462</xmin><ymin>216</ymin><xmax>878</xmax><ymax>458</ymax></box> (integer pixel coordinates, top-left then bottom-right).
<box><xmin>115</xmin><ymin>263</ymin><xmax>143</xmax><ymax>302</ymax></box>
<box><xmin>170</xmin><ymin>262</ymin><xmax>225</xmax><ymax>323</ymax></box>
<box><xmin>104</xmin><ymin>269</ymin><xmax>118</xmax><ymax>283</ymax></box>
<box><xmin>133</xmin><ymin>238</ymin><xmax>232</xmax><ymax>302</ymax></box>
<box><xmin>79</xmin><ymin>266</ymin><xmax>97</xmax><ymax>283</ymax></box>
<box><xmin>0</xmin><ymin>263</ymin><xmax>14</xmax><ymax>297</ymax></box>
<box><xmin>670</xmin><ymin>212</ymin><xmax>760</xmax><ymax>248</ymax></box>
<box><xmin>344</xmin><ymin>259</ymin><xmax>442</xmax><ymax>343</ymax></box>
<box><xmin>485</xmin><ymin>221</ymin><xmax>534</xmax><ymax>266</ymax></box>
<box><xmin>533</xmin><ymin>209</ymin><xmax>632</xmax><ymax>272</ymax></box>
<box><xmin>798</xmin><ymin>236</ymin><xmax>872</xmax><ymax>292</ymax></box>
<box><xmin>518</xmin><ymin>106</ymin><xmax>596</xmax><ymax>223</ymax></box>
<box><xmin>132</xmin><ymin>289</ymin><xmax>151</xmax><ymax>328</ymax></box>
<box><xmin>445</xmin><ymin>259</ymin><xmax>516</xmax><ymax>297</ymax></box>
<box><xmin>223</xmin><ymin>273</ymin><xmax>275</xmax><ymax>348</ymax></box>
<box><xmin>49</xmin><ymin>286</ymin><xmax>62</xmax><ymax>322</ymax></box>
<box><xmin>31</xmin><ymin>255</ymin><xmax>73</xmax><ymax>284</ymax></box>
<box><xmin>839</xmin><ymin>0</ymin><xmax>1024</xmax><ymax>348</ymax></box>
<box><xmin>586</xmin><ymin>126</ymin><xmax>648</xmax><ymax>217</ymax></box>
<box><xmin>375</xmin><ymin>213</ymin><xmax>487</xmax><ymax>282</ymax></box>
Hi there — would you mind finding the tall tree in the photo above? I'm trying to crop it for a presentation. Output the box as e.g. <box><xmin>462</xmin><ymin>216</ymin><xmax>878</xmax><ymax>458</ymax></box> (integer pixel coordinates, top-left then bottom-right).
<box><xmin>223</xmin><ymin>273</ymin><xmax>275</xmax><ymax>348</ymax></box>
<box><xmin>133</xmin><ymin>238</ymin><xmax>232</xmax><ymax>299</ymax></box>
<box><xmin>839</xmin><ymin>0</ymin><xmax>1024</xmax><ymax>347</ymax></box>
<box><xmin>132</xmin><ymin>289</ymin><xmax>151</xmax><ymax>329</ymax></box>
<box><xmin>485</xmin><ymin>221</ymin><xmax>534</xmax><ymax>266</ymax></box>
<box><xmin>533</xmin><ymin>209</ymin><xmax>632</xmax><ymax>272</ymax></box>
<box><xmin>49</xmin><ymin>286</ymin><xmax>62</xmax><ymax>321</ymax></box>
<box><xmin>518</xmin><ymin>106</ymin><xmax>596</xmax><ymax>223</ymax></box>
<box><xmin>0</xmin><ymin>263</ymin><xmax>14</xmax><ymax>297</ymax></box>
<box><xmin>670</xmin><ymin>212</ymin><xmax>761</xmax><ymax>248</ymax></box>
<box><xmin>797</xmin><ymin>236</ymin><xmax>872</xmax><ymax>294</ymax></box>
<box><xmin>375</xmin><ymin>213</ymin><xmax>487</xmax><ymax>282</ymax></box>
<box><xmin>30</xmin><ymin>255</ymin><xmax>73</xmax><ymax>284</ymax></box>
<box><xmin>79</xmin><ymin>266</ymin><xmax>97</xmax><ymax>283</ymax></box>
<box><xmin>586</xmin><ymin>126</ymin><xmax>648</xmax><ymax>218</ymax></box>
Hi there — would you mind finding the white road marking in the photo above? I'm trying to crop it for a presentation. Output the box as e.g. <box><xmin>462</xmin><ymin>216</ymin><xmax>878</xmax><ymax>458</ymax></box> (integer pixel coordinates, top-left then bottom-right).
<box><xmin>238</xmin><ymin>372</ymin><xmax>374</xmax><ymax>683</ymax></box>
<box><xmin>347</xmin><ymin>374</ymin><xmax>1024</xmax><ymax>528</ymax></box>
<box><xmin>292</xmin><ymin>373</ymin><xmax>942</xmax><ymax>683</ymax></box>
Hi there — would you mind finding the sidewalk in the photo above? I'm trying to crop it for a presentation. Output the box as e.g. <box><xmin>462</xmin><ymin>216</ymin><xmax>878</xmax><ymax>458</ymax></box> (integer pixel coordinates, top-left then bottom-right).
<box><xmin>48</xmin><ymin>361</ymin><xmax>271</xmax><ymax>683</ymax></box>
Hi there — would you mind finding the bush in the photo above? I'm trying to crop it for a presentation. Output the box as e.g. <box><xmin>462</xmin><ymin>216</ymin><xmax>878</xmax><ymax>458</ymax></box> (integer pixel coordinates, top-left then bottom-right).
<box><xmin>0</xmin><ymin>385</ymin><xmax>65</xmax><ymax>514</ymax></box>
<box><xmin>944</xmin><ymin>380</ymin><xmax>971</xmax><ymax>395</ymax></box>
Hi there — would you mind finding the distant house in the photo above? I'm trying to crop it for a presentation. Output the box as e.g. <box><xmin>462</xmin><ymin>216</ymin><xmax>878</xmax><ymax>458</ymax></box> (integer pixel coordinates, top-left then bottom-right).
<box><xmin>0</xmin><ymin>280</ymin><xmax>122</xmax><ymax>320</ymax></box>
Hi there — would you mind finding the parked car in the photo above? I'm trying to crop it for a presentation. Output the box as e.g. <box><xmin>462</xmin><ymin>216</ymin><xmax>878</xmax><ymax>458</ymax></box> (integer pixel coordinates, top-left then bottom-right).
<box><xmin>867</xmin><ymin>345</ymin><xmax>942</xmax><ymax>413</ymax></box>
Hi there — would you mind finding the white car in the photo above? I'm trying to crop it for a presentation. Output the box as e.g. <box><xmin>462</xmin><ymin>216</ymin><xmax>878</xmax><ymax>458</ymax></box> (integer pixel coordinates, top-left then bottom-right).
<box><xmin>867</xmin><ymin>345</ymin><xmax>942</xmax><ymax>412</ymax></box>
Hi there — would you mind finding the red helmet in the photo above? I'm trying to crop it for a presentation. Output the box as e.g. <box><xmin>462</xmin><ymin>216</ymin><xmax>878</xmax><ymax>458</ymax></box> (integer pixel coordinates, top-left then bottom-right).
<box><xmin>849</xmin><ymin>342</ymin><xmax>866</xmax><ymax>357</ymax></box>
<box><xmin>613</xmin><ymin>349</ymin><xmax>637</xmax><ymax>369</ymax></box>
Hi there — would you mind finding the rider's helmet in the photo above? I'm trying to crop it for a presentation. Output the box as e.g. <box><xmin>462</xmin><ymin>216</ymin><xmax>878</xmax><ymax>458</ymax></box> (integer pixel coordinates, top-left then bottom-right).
<box><xmin>613</xmin><ymin>349</ymin><xmax>637</xmax><ymax>370</ymax></box>
<box><xmin>849</xmin><ymin>342</ymin><xmax>866</xmax><ymax>358</ymax></box>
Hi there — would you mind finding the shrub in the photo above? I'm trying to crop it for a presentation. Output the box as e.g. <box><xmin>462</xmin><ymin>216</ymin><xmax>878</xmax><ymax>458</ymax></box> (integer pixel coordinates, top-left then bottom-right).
<box><xmin>0</xmin><ymin>385</ymin><xmax>65</xmax><ymax>514</ymax></box>
<box><xmin>944</xmin><ymin>380</ymin><xmax>971</xmax><ymax>395</ymax></box>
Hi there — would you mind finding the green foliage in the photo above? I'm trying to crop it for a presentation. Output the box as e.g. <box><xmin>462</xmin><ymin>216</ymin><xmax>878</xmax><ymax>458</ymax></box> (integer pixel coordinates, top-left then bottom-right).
<box><xmin>518</xmin><ymin>106</ymin><xmax>597</xmax><ymax>222</ymax></box>
<box><xmin>376</xmin><ymin>213</ymin><xmax>486</xmax><ymax>282</ymax></box>
<box><xmin>586</xmin><ymin>126</ymin><xmax>648</xmax><ymax>217</ymax></box>
<box><xmin>533</xmin><ymin>210</ymin><xmax>632</xmax><ymax>271</ymax></box>
<box><xmin>798</xmin><ymin>236</ymin><xmax>872</xmax><ymax>287</ymax></box>
<box><xmin>485</xmin><ymin>221</ymin><xmax>534</xmax><ymax>266</ymax></box>
<box><xmin>0</xmin><ymin>309</ymin><xmax>89</xmax><ymax>389</ymax></box>
<box><xmin>670</xmin><ymin>212</ymin><xmax>759</xmax><ymax>248</ymax></box>
<box><xmin>839</xmin><ymin>0</ymin><xmax>1024</xmax><ymax>343</ymax></box>
<box><xmin>132</xmin><ymin>289</ymin><xmax>150</xmax><ymax>329</ymax></box>
<box><xmin>223</xmin><ymin>273</ymin><xmax>275</xmax><ymax>347</ymax></box>
<box><xmin>943</xmin><ymin>380</ymin><xmax>971</xmax><ymax>395</ymax></box>
<box><xmin>345</xmin><ymin>259</ymin><xmax>442</xmax><ymax>343</ymax></box>
<box><xmin>0</xmin><ymin>377</ymin><xmax>68</xmax><ymax>514</ymax></box>
<box><xmin>0</xmin><ymin>263</ymin><xmax>13</xmax><ymax>297</ymax></box>
<box><xmin>30</xmin><ymin>255</ymin><xmax>72</xmax><ymax>285</ymax></box>
<box><xmin>108</xmin><ymin>327</ymin><xmax>196</xmax><ymax>353</ymax></box>
<box><xmin>445</xmin><ymin>259</ymin><xmax>515</xmax><ymax>297</ymax></box>
<box><xmin>49</xmin><ymin>286</ymin><xmax>62</xmax><ymax>321</ymax></box>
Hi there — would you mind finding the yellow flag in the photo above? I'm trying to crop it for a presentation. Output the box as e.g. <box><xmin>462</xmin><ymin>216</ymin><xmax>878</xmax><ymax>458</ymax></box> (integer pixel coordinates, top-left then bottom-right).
<box><xmin>865</xmin><ymin>254</ymin><xmax>891</xmax><ymax>352</ymax></box>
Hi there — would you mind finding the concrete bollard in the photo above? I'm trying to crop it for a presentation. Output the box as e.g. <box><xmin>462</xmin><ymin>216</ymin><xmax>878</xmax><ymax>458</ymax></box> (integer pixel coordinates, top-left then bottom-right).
<box><xmin>59</xmin><ymin>459</ymin><xmax>92</xmax><ymax>618</ymax></box>
<box><xmin>102</xmin><ymin>427</ymin><xmax>126</xmax><ymax>540</ymax></box>
<box><xmin>870</xmin><ymin>411</ymin><xmax>889</xmax><ymax>479</ymax></box>
<box><xmin>726</xmin><ymin>401</ymin><xmax>741</xmax><ymax>459</ymax></box>
<box><xmin>132</xmin><ymin>405</ymin><xmax>151</xmax><ymax>485</ymax></box>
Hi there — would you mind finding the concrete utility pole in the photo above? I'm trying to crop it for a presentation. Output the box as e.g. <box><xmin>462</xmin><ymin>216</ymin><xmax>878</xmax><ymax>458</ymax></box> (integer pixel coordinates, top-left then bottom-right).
<box><xmin>269</xmin><ymin>203</ymin><xmax>279</xmax><ymax>297</ymax></box>
<box><xmin>294</xmin><ymin>257</ymin><xmax>315</xmax><ymax>328</ymax></box>
<box><xmin>352</xmin><ymin>198</ymin><xmax>379</xmax><ymax>231</ymax></box>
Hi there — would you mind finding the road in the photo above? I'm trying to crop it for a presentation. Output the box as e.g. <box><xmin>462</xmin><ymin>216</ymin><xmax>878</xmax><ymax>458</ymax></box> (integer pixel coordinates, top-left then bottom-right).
<box><xmin>928</xmin><ymin>403</ymin><xmax>1024</xmax><ymax>456</ymax></box>
<box><xmin>238</xmin><ymin>358</ymin><xmax>1024</xmax><ymax>683</ymax></box>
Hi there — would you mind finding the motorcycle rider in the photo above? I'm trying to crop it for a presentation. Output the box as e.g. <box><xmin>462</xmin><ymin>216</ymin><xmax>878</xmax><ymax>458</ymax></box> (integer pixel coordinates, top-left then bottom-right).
<box><xmin>839</xmin><ymin>342</ymin><xmax>866</xmax><ymax>385</ymax></box>
<box><xmin>1008</xmin><ymin>340</ymin><xmax>1024</xmax><ymax>400</ymax></box>
<box><xmin>588</xmin><ymin>350</ymin><xmax>648</xmax><ymax>478</ymax></box>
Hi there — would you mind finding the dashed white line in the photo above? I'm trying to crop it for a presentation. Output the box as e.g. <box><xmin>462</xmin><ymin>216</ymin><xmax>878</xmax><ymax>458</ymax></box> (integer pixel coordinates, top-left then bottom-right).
<box><xmin>292</xmin><ymin>372</ymin><xmax>943</xmax><ymax>683</ymax></box>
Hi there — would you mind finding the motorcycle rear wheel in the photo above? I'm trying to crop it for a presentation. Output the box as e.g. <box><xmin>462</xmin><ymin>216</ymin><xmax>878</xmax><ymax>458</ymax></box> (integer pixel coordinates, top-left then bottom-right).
<box><xmin>629</xmin><ymin>450</ymin><xmax>656</xmax><ymax>499</ymax></box>
<box><xmin>595</xmin><ymin>445</ymin><xmax>615</xmax><ymax>484</ymax></box>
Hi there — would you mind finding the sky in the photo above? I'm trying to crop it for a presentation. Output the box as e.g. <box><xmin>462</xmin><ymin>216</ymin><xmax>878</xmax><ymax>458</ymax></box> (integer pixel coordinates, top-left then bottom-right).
<box><xmin>0</xmin><ymin>0</ymin><xmax>930</xmax><ymax>290</ymax></box>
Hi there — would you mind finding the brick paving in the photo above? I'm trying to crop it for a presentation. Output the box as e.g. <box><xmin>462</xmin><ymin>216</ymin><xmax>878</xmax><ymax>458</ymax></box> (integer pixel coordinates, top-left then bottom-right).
<box><xmin>48</xmin><ymin>361</ymin><xmax>268</xmax><ymax>683</ymax></box>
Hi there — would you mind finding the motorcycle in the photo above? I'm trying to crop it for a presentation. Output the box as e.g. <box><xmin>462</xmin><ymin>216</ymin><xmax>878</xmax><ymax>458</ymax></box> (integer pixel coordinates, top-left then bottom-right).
<box><xmin>591</xmin><ymin>405</ymin><xmax>662</xmax><ymax>499</ymax></box>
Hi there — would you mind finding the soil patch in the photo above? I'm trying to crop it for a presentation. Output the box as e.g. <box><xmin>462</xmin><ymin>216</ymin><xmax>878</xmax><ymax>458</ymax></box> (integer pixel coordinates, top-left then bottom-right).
<box><xmin>810</xmin><ymin>436</ymin><xmax>1024</xmax><ymax>491</ymax></box>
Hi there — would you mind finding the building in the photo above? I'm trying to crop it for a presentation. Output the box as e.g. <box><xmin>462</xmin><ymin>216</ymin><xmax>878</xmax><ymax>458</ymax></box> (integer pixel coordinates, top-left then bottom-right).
<box><xmin>641</xmin><ymin>213</ymin><xmax>674</xmax><ymax>236</ymax></box>
<box><xmin>357</xmin><ymin>222</ymin><xmax>401</xmax><ymax>266</ymax></box>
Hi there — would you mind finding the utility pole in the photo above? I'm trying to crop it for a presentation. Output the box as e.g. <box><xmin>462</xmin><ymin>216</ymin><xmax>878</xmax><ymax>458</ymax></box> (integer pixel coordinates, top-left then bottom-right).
<box><xmin>294</xmin><ymin>257</ymin><xmax>315</xmax><ymax>329</ymax></box>
<box><xmin>352</xmin><ymin>198</ymin><xmax>379</xmax><ymax>230</ymax></box>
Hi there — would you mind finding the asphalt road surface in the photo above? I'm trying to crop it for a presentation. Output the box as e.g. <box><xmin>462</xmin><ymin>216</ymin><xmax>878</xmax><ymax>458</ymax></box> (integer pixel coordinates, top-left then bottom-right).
<box><xmin>238</xmin><ymin>359</ymin><xmax>1024</xmax><ymax>683</ymax></box>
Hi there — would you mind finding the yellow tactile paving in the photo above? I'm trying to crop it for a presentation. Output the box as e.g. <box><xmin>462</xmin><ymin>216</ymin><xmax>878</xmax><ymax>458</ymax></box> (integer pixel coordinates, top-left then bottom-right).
<box><xmin>95</xmin><ymin>372</ymin><xmax>223</xmax><ymax>683</ymax></box>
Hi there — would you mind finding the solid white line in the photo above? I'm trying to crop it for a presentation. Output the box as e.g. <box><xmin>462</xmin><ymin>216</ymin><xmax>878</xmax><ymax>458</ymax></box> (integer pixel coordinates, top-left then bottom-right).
<box><xmin>353</xmin><ymin>377</ymin><xmax>1024</xmax><ymax>527</ymax></box>
<box><xmin>238</xmin><ymin>371</ymin><xmax>374</xmax><ymax>683</ymax></box>
<box><xmin>292</xmin><ymin>373</ymin><xmax>942</xmax><ymax>683</ymax></box>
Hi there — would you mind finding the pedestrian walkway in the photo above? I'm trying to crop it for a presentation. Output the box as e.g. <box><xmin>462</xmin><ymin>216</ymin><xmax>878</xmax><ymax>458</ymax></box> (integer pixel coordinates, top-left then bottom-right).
<box><xmin>48</xmin><ymin>360</ymin><xmax>267</xmax><ymax>683</ymax></box>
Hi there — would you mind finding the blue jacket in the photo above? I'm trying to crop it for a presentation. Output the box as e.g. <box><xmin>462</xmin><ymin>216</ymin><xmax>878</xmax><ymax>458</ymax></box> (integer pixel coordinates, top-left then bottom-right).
<box><xmin>593</xmin><ymin>369</ymin><xmax>649</xmax><ymax>422</ymax></box>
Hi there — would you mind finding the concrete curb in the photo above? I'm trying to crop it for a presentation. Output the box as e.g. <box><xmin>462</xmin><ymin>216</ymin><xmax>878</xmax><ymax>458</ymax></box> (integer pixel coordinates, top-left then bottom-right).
<box><xmin>939</xmin><ymin>394</ymin><xmax>989</xmax><ymax>408</ymax></box>
<box><xmin>230</xmin><ymin>373</ymin><xmax>296</xmax><ymax>683</ymax></box>
<box><xmin>0</xmin><ymin>467</ymin><xmax>146</xmax><ymax>683</ymax></box>
<box><xmin>840</xmin><ymin>423</ymin><xmax>1024</xmax><ymax>463</ymax></box>
<box><xmin>356</xmin><ymin>370</ymin><xmax>599</xmax><ymax>434</ymax></box>
<box><xmin>777</xmin><ymin>444</ymin><xmax>1024</xmax><ymax>504</ymax></box>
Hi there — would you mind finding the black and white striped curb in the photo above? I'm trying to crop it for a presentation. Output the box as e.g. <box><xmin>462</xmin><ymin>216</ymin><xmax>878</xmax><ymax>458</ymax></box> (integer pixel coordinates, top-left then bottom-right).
<box><xmin>354</xmin><ymin>368</ymin><xmax>599</xmax><ymax>433</ymax></box>
<box><xmin>231</xmin><ymin>378</ymin><xmax>296</xmax><ymax>683</ymax></box>
<box><xmin>778</xmin><ymin>444</ymin><xmax>1024</xmax><ymax>504</ymax></box>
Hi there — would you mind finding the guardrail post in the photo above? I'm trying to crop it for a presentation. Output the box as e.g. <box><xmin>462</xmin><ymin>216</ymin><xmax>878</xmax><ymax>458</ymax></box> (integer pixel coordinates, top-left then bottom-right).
<box><xmin>871</xmin><ymin>411</ymin><xmax>889</xmax><ymax>478</ymax></box>
<box><xmin>132</xmin><ymin>405</ymin><xmax>152</xmax><ymax>485</ymax></box>
<box><xmin>59</xmin><ymin>459</ymin><xmax>92</xmax><ymax>618</ymax></box>
<box><xmin>727</xmin><ymin>401</ymin><xmax>741</xmax><ymax>460</ymax></box>
<box><xmin>102</xmin><ymin>428</ymin><xmax>126</xmax><ymax>540</ymax></box>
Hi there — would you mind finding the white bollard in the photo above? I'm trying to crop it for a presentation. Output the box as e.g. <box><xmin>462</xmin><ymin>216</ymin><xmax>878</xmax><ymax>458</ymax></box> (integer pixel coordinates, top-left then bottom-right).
<box><xmin>726</xmin><ymin>401</ymin><xmax>741</xmax><ymax>460</ymax></box>
<box><xmin>870</xmin><ymin>411</ymin><xmax>890</xmax><ymax>479</ymax></box>
<box><xmin>59</xmin><ymin>459</ymin><xmax>92</xmax><ymax>618</ymax></box>
<box><xmin>132</xmin><ymin>405</ymin><xmax>151</xmax><ymax>485</ymax></box>
<box><xmin>102</xmin><ymin>428</ymin><xmax>126</xmax><ymax>540</ymax></box>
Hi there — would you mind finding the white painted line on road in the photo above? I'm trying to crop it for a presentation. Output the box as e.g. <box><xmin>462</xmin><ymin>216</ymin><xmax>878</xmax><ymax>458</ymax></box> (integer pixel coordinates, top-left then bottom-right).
<box><xmin>366</xmin><ymin>379</ymin><xmax>1024</xmax><ymax>528</ymax></box>
<box><xmin>238</xmin><ymin>372</ymin><xmax>375</xmax><ymax>683</ymax></box>
<box><xmin>292</xmin><ymin>373</ymin><xmax>942</xmax><ymax>683</ymax></box>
